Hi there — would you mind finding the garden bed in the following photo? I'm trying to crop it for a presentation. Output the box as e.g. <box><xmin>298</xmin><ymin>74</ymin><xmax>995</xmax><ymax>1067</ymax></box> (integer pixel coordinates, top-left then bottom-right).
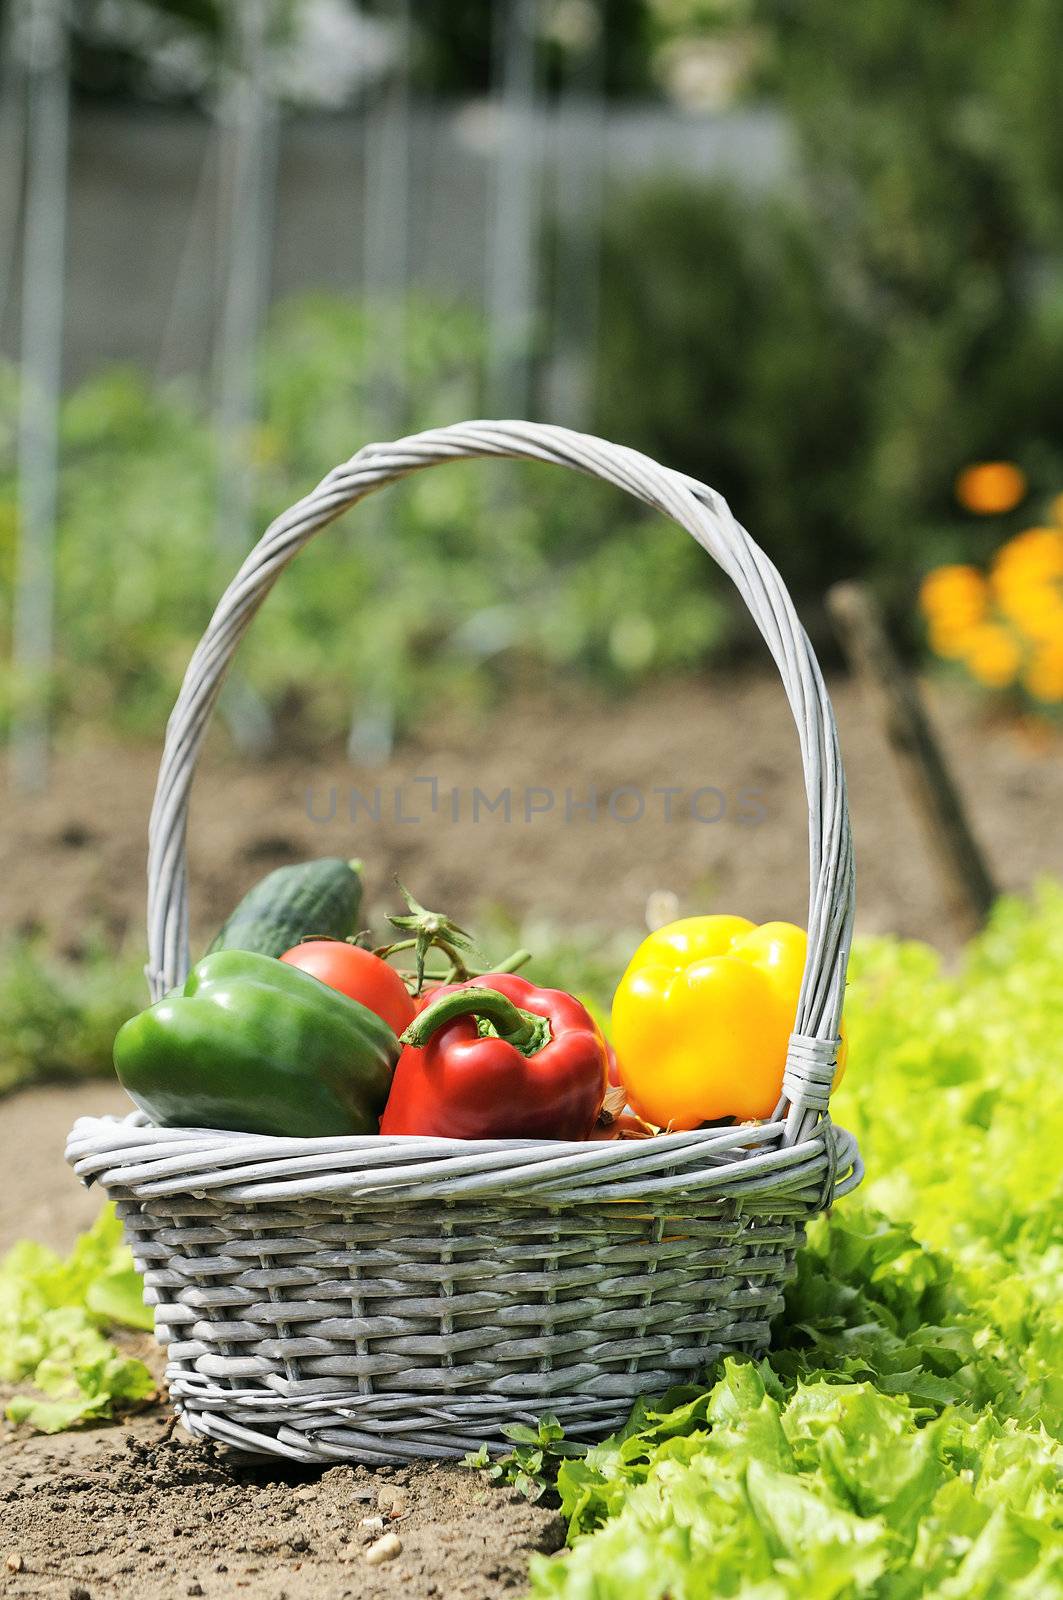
<box><xmin>4</xmin><ymin>674</ymin><xmax>1061</xmax><ymax>962</ymax></box>
<box><xmin>1</xmin><ymin>1413</ymin><xmax>563</xmax><ymax>1599</ymax></box>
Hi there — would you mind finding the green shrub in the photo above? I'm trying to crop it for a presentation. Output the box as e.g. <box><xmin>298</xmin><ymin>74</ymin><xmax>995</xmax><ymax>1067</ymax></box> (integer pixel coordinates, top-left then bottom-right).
<box><xmin>0</xmin><ymin>294</ymin><xmax>733</xmax><ymax>747</ymax></box>
<box><xmin>591</xmin><ymin>170</ymin><xmax>1063</xmax><ymax>621</ymax></box>
<box><xmin>0</xmin><ymin>936</ymin><xmax>146</xmax><ymax>1097</ymax></box>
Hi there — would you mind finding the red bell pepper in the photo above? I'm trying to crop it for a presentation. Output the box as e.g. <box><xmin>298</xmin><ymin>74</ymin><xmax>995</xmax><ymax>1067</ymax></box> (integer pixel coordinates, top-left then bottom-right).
<box><xmin>379</xmin><ymin>973</ymin><xmax>608</xmax><ymax>1140</ymax></box>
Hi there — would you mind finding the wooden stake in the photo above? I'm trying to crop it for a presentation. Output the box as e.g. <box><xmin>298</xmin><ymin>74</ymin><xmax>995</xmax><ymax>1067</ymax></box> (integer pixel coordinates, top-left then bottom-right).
<box><xmin>826</xmin><ymin>580</ymin><xmax>997</xmax><ymax>936</ymax></box>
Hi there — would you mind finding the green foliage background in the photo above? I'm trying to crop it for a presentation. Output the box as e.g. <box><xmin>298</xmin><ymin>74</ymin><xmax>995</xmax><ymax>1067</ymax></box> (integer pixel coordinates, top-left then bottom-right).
<box><xmin>592</xmin><ymin>1</ymin><xmax>1063</xmax><ymax>609</ymax></box>
<box><xmin>0</xmin><ymin>296</ymin><xmax>728</xmax><ymax>743</ymax></box>
<box><xmin>5</xmin><ymin>4</ymin><xmax>1063</xmax><ymax>739</ymax></box>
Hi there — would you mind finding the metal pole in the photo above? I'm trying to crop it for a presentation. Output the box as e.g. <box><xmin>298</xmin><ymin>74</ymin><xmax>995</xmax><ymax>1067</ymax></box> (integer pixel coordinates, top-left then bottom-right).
<box><xmin>362</xmin><ymin>0</ymin><xmax>411</xmax><ymax>429</ymax></box>
<box><xmin>485</xmin><ymin>0</ymin><xmax>541</xmax><ymax>420</ymax></box>
<box><xmin>0</xmin><ymin>2</ymin><xmax>28</xmax><ymax>345</ymax></box>
<box><xmin>348</xmin><ymin>0</ymin><xmax>412</xmax><ymax>765</ymax></box>
<box><xmin>213</xmin><ymin>0</ymin><xmax>278</xmax><ymax>753</ymax></box>
<box><xmin>10</xmin><ymin>0</ymin><xmax>68</xmax><ymax>793</ymax></box>
<box><xmin>155</xmin><ymin>128</ymin><xmax>218</xmax><ymax>382</ymax></box>
<box><xmin>545</xmin><ymin>0</ymin><xmax>605</xmax><ymax>429</ymax></box>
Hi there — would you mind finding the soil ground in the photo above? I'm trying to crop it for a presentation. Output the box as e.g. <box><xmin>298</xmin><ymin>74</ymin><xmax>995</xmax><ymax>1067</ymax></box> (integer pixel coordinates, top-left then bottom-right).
<box><xmin>0</xmin><ymin>1420</ymin><xmax>564</xmax><ymax>1599</ymax></box>
<box><xmin>2</xmin><ymin>671</ymin><xmax>1061</xmax><ymax>1597</ymax></box>
<box><xmin>4</xmin><ymin>673</ymin><xmax>1062</xmax><ymax>956</ymax></box>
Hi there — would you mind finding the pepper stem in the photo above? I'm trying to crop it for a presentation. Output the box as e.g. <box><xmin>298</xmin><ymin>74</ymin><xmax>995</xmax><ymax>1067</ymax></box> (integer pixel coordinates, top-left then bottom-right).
<box><xmin>400</xmin><ymin>987</ymin><xmax>551</xmax><ymax>1056</ymax></box>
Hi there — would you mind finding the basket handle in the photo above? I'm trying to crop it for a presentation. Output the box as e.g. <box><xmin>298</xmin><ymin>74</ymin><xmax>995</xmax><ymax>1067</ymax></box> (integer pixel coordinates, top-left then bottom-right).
<box><xmin>146</xmin><ymin>420</ymin><xmax>855</xmax><ymax>1147</ymax></box>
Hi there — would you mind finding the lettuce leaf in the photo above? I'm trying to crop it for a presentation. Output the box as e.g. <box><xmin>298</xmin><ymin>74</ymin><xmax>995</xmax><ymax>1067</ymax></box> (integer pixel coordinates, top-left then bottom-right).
<box><xmin>0</xmin><ymin>1203</ymin><xmax>155</xmax><ymax>1432</ymax></box>
<box><xmin>526</xmin><ymin>885</ymin><xmax>1063</xmax><ymax>1599</ymax></box>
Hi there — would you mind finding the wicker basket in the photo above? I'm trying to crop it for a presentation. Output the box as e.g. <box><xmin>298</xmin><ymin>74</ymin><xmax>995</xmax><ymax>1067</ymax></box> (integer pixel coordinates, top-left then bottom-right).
<box><xmin>66</xmin><ymin>421</ymin><xmax>862</xmax><ymax>1464</ymax></box>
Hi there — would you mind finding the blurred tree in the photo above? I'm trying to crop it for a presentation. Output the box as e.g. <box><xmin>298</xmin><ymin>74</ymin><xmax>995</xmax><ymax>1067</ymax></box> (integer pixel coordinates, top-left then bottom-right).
<box><xmin>34</xmin><ymin>0</ymin><xmax>221</xmax><ymax>103</ymax></box>
<box><xmin>756</xmin><ymin>0</ymin><xmax>1063</xmax><ymax>583</ymax></box>
<box><xmin>0</xmin><ymin>0</ymin><xmax>661</xmax><ymax>104</ymax></box>
<box><xmin>0</xmin><ymin>0</ymin><xmax>394</xmax><ymax>107</ymax></box>
<box><xmin>992</xmin><ymin>0</ymin><xmax>1063</xmax><ymax>244</ymax></box>
<box><xmin>592</xmin><ymin>182</ymin><xmax>876</xmax><ymax>599</ymax></box>
<box><xmin>378</xmin><ymin>0</ymin><xmax>656</xmax><ymax>99</ymax></box>
<box><xmin>591</xmin><ymin>0</ymin><xmax>1063</xmax><ymax>619</ymax></box>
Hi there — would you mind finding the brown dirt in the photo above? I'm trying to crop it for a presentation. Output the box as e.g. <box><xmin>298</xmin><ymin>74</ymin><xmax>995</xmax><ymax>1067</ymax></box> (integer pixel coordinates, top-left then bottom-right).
<box><xmin>0</xmin><ymin>1083</ymin><xmax>129</xmax><ymax>1255</ymax></box>
<box><xmin>0</xmin><ymin>1420</ymin><xmax>564</xmax><ymax>1599</ymax></box>
<box><xmin>3</xmin><ymin>673</ymin><xmax>1062</xmax><ymax>956</ymax></box>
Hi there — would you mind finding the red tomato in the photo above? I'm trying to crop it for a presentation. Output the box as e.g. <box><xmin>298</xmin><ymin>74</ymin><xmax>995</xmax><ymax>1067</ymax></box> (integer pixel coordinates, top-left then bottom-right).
<box><xmin>280</xmin><ymin>941</ymin><xmax>415</xmax><ymax>1036</ymax></box>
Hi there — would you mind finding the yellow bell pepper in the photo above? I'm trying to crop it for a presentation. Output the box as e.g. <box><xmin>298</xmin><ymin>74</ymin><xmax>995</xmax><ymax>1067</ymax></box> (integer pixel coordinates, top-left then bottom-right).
<box><xmin>611</xmin><ymin>915</ymin><xmax>846</xmax><ymax>1128</ymax></box>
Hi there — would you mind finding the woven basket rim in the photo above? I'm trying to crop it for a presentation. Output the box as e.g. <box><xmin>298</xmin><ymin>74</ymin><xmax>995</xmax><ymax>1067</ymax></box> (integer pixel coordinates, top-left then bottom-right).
<box><xmin>66</xmin><ymin>1110</ymin><xmax>863</xmax><ymax>1207</ymax></box>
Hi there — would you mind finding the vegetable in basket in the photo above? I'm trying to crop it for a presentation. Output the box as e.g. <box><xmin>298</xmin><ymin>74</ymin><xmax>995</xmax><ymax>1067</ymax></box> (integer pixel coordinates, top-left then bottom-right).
<box><xmin>611</xmin><ymin>916</ymin><xmax>847</xmax><ymax>1128</ymax></box>
<box><xmin>280</xmin><ymin>938</ymin><xmax>417</xmax><ymax>1035</ymax></box>
<box><xmin>380</xmin><ymin>973</ymin><xmax>609</xmax><ymax>1140</ymax></box>
<box><xmin>277</xmin><ymin>881</ymin><xmax>532</xmax><ymax>1033</ymax></box>
<box><xmin>113</xmin><ymin>950</ymin><xmax>398</xmax><ymax>1137</ymax></box>
<box><xmin>207</xmin><ymin>857</ymin><xmax>363</xmax><ymax>960</ymax></box>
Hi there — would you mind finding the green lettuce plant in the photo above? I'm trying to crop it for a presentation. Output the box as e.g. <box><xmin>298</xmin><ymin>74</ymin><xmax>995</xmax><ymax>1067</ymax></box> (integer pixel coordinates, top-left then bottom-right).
<box><xmin>0</xmin><ymin>1205</ymin><xmax>154</xmax><ymax>1433</ymax></box>
<box><xmin>490</xmin><ymin>882</ymin><xmax>1063</xmax><ymax>1598</ymax></box>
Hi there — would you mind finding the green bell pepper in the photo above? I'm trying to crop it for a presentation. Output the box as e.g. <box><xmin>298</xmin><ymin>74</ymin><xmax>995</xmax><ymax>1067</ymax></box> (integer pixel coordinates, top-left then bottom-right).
<box><xmin>113</xmin><ymin>950</ymin><xmax>399</xmax><ymax>1138</ymax></box>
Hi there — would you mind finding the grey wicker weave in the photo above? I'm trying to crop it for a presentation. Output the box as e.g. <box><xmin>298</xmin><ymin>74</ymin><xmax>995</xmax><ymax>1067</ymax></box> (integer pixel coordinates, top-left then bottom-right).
<box><xmin>66</xmin><ymin>421</ymin><xmax>862</xmax><ymax>1463</ymax></box>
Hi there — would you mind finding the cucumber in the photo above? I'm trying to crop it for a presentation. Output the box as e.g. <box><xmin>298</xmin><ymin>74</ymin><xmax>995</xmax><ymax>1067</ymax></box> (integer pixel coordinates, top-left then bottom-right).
<box><xmin>207</xmin><ymin>857</ymin><xmax>364</xmax><ymax>960</ymax></box>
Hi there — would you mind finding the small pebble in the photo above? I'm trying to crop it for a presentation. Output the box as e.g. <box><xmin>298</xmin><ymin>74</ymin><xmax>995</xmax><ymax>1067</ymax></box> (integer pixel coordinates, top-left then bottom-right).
<box><xmin>6</xmin><ymin>1553</ymin><xmax>24</xmax><ymax>1574</ymax></box>
<box><xmin>377</xmin><ymin>1485</ymin><xmax>408</xmax><ymax>1518</ymax></box>
<box><xmin>359</xmin><ymin>1515</ymin><xmax>385</xmax><ymax>1533</ymax></box>
<box><xmin>365</xmin><ymin>1532</ymin><xmax>402</xmax><ymax>1566</ymax></box>
<box><xmin>187</xmin><ymin>1587</ymin><xmax>204</xmax><ymax>1597</ymax></box>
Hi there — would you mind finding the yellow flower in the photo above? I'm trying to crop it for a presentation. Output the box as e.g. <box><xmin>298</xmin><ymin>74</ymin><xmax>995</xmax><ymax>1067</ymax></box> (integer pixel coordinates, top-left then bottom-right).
<box><xmin>1024</xmin><ymin>643</ymin><xmax>1063</xmax><ymax>703</ymax></box>
<box><xmin>992</xmin><ymin>527</ymin><xmax>1063</xmax><ymax>584</ymax></box>
<box><xmin>954</xmin><ymin>461</ymin><xmax>1027</xmax><ymax>515</ymax></box>
<box><xmin>961</xmin><ymin>623</ymin><xmax>1022</xmax><ymax>689</ymax></box>
<box><xmin>928</xmin><ymin>616</ymin><xmax>979</xmax><ymax>661</ymax></box>
<box><xmin>992</xmin><ymin>571</ymin><xmax>1063</xmax><ymax>630</ymax></box>
<box><xmin>919</xmin><ymin>565</ymin><xmax>988</xmax><ymax>627</ymax></box>
<box><xmin>1017</xmin><ymin>593</ymin><xmax>1063</xmax><ymax>646</ymax></box>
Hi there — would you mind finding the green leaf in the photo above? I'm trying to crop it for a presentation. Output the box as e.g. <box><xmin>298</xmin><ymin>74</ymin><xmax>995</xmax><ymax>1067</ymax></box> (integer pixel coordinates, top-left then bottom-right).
<box><xmin>513</xmin><ymin>889</ymin><xmax>1063</xmax><ymax>1599</ymax></box>
<box><xmin>85</xmin><ymin>1268</ymin><xmax>154</xmax><ymax>1332</ymax></box>
<box><xmin>743</xmin><ymin>1459</ymin><xmax>892</xmax><ymax>1591</ymax></box>
<box><xmin>1</xmin><ymin>1204</ymin><xmax>155</xmax><ymax>1432</ymax></box>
